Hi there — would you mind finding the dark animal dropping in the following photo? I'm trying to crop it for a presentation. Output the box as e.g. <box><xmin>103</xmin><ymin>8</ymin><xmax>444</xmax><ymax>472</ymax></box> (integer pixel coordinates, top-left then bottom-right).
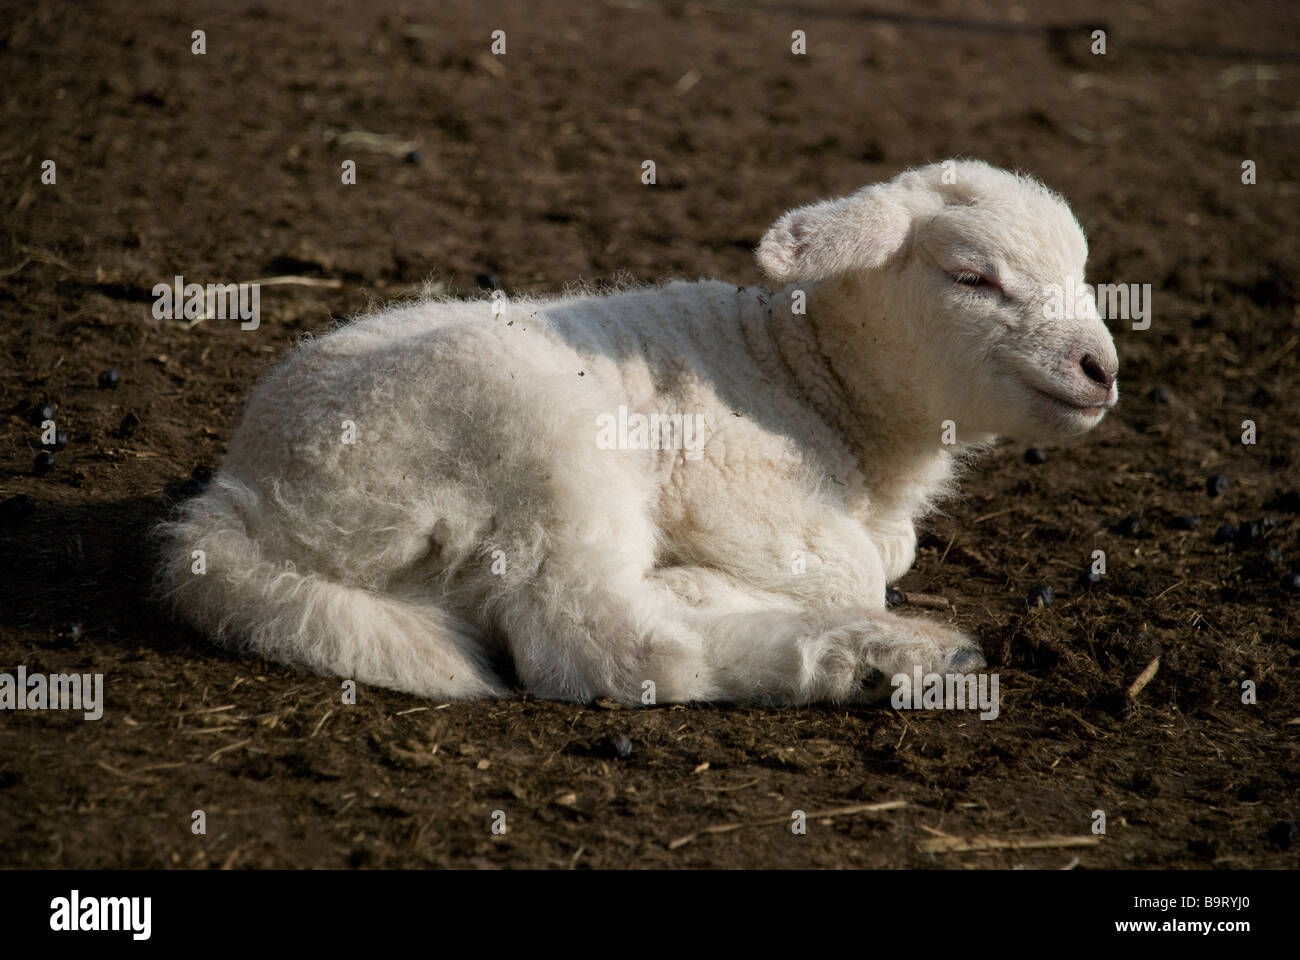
<box><xmin>118</xmin><ymin>411</ymin><xmax>142</xmax><ymax>439</ymax></box>
<box><xmin>1234</xmin><ymin>522</ymin><xmax>1261</xmax><ymax>546</ymax></box>
<box><xmin>31</xmin><ymin>401</ymin><xmax>55</xmax><ymax>425</ymax></box>
<box><xmin>98</xmin><ymin>369</ymin><xmax>121</xmax><ymax>389</ymax></box>
<box><xmin>1213</xmin><ymin>523</ymin><xmax>1237</xmax><ymax>544</ymax></box>
<box><xmin>1024</xmin><ymin>447</ymin><xmax>1047</xmax><ymax>465</ymax></box>
<box><xmin>1206</xmin><ymin>474</ymin><xmax>1229</xmax><ymax>498</ymax></box>
<box><xmin>1117</xmin><ymin>513</ymin><xmax>1143</xmax><ymax>537</ymax></box>
<box><xmin>1268</xmin><ymin>820</ymin><xmax>1298</xmax><ymax>849</ymax></box>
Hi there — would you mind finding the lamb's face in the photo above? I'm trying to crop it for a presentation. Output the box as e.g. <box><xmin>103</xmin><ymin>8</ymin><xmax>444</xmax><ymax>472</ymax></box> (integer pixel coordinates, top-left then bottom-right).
<box><xmin>756</xmin><ymin>159</ymin><xmax>1119</xmax><ymax>444</ymax></box>
<box><xmin>908</xmin><ymin>179</ymin><xmax>1120</xmax><ymax>442</ymax></box>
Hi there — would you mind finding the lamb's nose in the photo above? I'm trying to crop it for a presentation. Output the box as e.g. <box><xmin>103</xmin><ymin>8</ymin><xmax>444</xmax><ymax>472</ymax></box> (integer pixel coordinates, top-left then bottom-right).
<box><xmin>1080</xmin><ymin>353</ymin><xmax>1116</xmax><ymax>390</ymax></box>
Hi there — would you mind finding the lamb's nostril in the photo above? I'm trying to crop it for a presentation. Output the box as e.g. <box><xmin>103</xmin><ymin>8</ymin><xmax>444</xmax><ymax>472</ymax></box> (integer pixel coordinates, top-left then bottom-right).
<box><xmin>1080</xmin><ymin>353</ymin><xmax>1114</xmax><ymax>389</ymax></box>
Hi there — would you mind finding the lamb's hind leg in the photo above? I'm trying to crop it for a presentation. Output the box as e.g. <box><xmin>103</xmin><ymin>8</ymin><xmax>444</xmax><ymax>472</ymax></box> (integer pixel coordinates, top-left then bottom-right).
<box><xmin>482</xmin><ymin>433</ymin><xmax>721</xmax><ymax>703</ymax></box>
<box><xmin>491</xmin><ymin>546</ymin><xmax>722</xmax><ymax>704</ymax></box>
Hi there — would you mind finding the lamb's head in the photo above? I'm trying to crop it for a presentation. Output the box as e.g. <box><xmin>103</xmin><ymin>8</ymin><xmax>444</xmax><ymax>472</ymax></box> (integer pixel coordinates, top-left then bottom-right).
<box><xmin>756</xmin><ymin>159</ymin><xmax>1119</xmax><ymax>443</ymax></box>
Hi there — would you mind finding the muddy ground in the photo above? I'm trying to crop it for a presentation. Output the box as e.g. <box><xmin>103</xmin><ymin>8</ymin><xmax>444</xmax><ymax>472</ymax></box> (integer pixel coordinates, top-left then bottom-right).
<box><xmin>1</xmin><ymin>0</ymin><xmax>1298</xmax><ymax>869</ymax></box>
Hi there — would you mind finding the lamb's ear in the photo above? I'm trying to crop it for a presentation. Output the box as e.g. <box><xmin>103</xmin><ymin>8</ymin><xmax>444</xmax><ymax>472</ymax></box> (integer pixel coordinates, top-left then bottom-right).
<box><xmin>755</xmin><ymin>185</ymin><xmax>913</xmax><ymax>284</ymax></box>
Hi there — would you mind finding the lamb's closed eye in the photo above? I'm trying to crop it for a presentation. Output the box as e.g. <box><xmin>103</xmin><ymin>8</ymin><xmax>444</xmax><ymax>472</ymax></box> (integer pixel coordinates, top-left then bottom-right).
<box><xmin>946</xmin><ymin>266</ymin><xmax>1009</xmax><ymax>299</ymax></box>
<box><xmin>951</xmin><ymin>268</ymin><xmax>1000</xmax><ymax>291</ymax></box>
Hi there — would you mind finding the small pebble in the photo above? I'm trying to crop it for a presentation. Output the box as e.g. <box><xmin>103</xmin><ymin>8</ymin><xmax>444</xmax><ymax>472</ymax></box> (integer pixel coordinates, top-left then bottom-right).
<box><xmin>611</xmin><ymin>736</ymin><xmax>633</xmax><ymax>759</ymax></box>
<box><xmin>1168</xmin><ymin>514</ymin><xmax>1201</xmax><ymax>530</ymax></box>
<box><xmin>1267</xmin><ymin>820</ymin><xmax>1298</xmax><ymax>849</ymax></box>
<box><xmin>33</xmin><ymin>452</ymin><xmax>56</xmax><ymax>476</ymax></box>
<box><xmin>884</xmin><ymin>586</ymin><xmax>905</xmax><ymax>607</ymax></box>
<box><xmin>1024</xmin><ymin>447</ymin><xmax>1047</xmax><ymax>465</ymax></box>
<box><xmin>0</xmin><ymin>494</ymin><xmax>36</xmax><ymax>521</ymax></box>
<box><xmin>1206</xmin><ymin>474</ymin><xmax>1229</xmax><ymax>498</ymax></box>
<box><xmin>1282</xmin><ymin>572</ymin><xmax>1300</xmax><ymax>593</ymax></box>
<box><xmin>1028</xmin><ymin>584</ymin><xmax>1054</xmax><ymax>608</ymax></box>
<box><xmin>1213</xmin><ymin>522</ymin><xmax>1237</xmax><ymax>544</ymax></box>
<box><xmin>97</xmin><ymin>369</ymin><xmax>121</xmax><ymax>389</ymax></box>
<box><xmin>1116</xmin><ymin>513</ymin><xmax>1144</xmax><ymax>537</ymax></box>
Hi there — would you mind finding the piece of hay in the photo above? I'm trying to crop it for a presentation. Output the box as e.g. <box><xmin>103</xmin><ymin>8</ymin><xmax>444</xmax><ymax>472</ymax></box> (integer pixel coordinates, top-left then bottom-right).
<box><xmin>669</xmin><ymin>799</ymin><xmax>907</xmax><ymax>850</ymax></box>
<box><xmin>901</xmin><ymin>592</ymin><xmax>953</xmax><ymax>611</ymax></box>
<box><xmin>917</xmin><ymin>827</ymin><xmax>1101</xmax><ymax>854</ymax></box>
<box><xmin>1127</xmin><ymin>656</ymin><xmax>1160</xmax><ymax>699</ymax></box>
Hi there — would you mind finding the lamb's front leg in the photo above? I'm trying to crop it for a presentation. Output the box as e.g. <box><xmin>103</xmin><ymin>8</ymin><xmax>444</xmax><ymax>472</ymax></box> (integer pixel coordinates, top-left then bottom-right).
<box><xmin>649</xmin><ymin>565</ymin><xmax>983</xmax><ymax>704</ymax></box>
<box><xmin>661</xmin><ymin>471</ymin><xmax>982</xmax><ymax>701</ymax></box>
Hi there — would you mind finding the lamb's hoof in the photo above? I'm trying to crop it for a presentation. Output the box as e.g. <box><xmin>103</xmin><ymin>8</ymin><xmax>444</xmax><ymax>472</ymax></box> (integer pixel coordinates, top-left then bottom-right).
<box><xmin>855</xmin><ymin>668</ymin><xmax>892</xmax><ymax>703</ymax></box>
<box><xmin>943</xmin><ymin>646</ymin><xmax>987</xmax><ymax>674</ymax></box>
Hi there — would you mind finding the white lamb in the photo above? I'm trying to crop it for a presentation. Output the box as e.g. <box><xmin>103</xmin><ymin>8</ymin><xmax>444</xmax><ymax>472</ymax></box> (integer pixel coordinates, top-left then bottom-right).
<box><xmin>155</xmin><ymin>159</ymin><xmax>1119</xmax><ymax>705</ymax></box>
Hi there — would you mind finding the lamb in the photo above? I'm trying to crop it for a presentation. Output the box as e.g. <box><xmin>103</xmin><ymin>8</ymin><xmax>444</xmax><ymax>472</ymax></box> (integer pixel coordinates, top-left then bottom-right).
<box><xmin>154</xmin><ymin>159</ymin><xmax>1119</xmax><ymax>706</ymax></box>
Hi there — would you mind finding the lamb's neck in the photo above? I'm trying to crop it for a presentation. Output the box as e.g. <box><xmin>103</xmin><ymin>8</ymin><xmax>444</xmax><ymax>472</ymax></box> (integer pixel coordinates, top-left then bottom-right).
<box><xmin>763</xmin><ymin>279</ymin><xmax>981</xmax><ymax>526</ymax></box>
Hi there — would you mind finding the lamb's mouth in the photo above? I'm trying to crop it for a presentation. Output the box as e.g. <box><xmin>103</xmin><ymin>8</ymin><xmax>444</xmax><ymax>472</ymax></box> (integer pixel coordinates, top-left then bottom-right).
<box><xmin>1026</xmin><ymin>381</ymin><xmax>1108</xmax><ymax>418</ymax></box>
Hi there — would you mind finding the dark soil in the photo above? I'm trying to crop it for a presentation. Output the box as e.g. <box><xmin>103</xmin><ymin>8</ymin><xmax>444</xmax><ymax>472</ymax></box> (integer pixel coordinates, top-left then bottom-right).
<box><xmin>2</xmin><ymin>0</ymin><xmax>1298</xmax><ymax>869</ymax></box>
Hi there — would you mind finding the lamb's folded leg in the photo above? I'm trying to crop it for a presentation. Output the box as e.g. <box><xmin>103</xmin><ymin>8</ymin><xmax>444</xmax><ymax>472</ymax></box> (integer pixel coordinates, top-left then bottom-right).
<box><xmin>650</xmin><ymin>565</ymin><xmax>985</xmax><ymax>704</ymax></box>
<box><xmin>497</xmin><ymin>556</ymin><xmax>982</xmax><ymax>705</ymax></box>
<box><xmin>686</xmin><ymin>603</ymin><xmax>984</xmax><ymax>704</ymax></box>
